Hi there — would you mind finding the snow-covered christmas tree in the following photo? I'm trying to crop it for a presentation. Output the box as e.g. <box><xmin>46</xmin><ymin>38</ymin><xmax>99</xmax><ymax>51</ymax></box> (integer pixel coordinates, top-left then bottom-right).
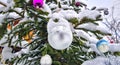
<box><xmin>0</xmin><ymin>0</ymin><xmax>120</xmax><ymax>65</ymax></box>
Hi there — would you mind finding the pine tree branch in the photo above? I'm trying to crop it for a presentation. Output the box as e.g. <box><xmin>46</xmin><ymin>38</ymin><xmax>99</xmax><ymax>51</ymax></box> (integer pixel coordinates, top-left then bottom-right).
<box><xmin>9</xmin><ymin>10</ymin><xmax>24</xmax><ymax>17</ymax></box>
<box><xmin>0</xmin><ymin>1</ymin><xmax>7</xmax><ymax>7</ymax></box>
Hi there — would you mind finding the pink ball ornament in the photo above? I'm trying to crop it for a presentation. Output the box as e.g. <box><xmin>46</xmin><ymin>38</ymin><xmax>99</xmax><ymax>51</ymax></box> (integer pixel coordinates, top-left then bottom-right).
<box><xmin>33</xmin><ymin>0</ymin><xmax>44</xmax><ymax>8</ymax></box>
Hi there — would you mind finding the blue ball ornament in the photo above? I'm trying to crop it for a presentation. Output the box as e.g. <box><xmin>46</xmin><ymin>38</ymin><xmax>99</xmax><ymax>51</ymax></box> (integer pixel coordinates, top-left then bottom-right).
<box><xmin>96</xmin><ymin>39</ymin><xmax>109</xmax><ymax>53</ymax></box>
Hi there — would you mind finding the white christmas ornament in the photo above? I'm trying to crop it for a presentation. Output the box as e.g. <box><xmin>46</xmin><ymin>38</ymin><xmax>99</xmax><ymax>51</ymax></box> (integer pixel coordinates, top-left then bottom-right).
<box><xmin>96</xmin><ymin>39</ymin><xmax>109</xmax><ymax>53</ymax></box>
<box><xmin>40</xmin><ymin>54</ymin><xmax>52</xmax><ymax>65</ymax></box>
<box><xmin>47</xmin><ymin>18</ymin><xmax>73</xmax><ymax>50</ymax></box>
<box><xmin>48</xmin><ymin>26</ymin><xmax>73</xmax><ymax>50</ymax></box>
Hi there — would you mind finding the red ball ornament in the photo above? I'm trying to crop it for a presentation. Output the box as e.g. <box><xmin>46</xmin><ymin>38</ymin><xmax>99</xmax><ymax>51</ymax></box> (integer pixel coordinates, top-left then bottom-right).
<box><xmin>75</xmin><ymin>2</ymin><xmax>81</xmax><ymax>7</ymax></box>
<box><xmin>13</xmin><ymin>19</ymin><xmax>20</xmax><ymax>26</ymax></box>
<box><xmin>110</xmin><ymin>40</ymin><xmax>114</xmax><ymax>44</ymax></box>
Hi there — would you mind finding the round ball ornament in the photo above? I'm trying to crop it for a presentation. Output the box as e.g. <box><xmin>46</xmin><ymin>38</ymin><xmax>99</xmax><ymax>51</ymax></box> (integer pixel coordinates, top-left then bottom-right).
<box><xmin>48</xmin><ymin>26</ymin><xmax>73</xmax><ymax>50</ymax></box>
<box><xmin>96</xmin><ymin>39</ymin><xmax>109</xmax><ymax>53</ymax></box>
<box><xmin>75</xmin><ymin>2</ymin><xmax>81</xmax><ymax>7</ymax></box>
<box><xmin>104</xmin><ymin>10</ymin><xmax>109</xmax><ymax>15</ymax></box>
<box><xmin>47</xmin><ymin>18</ymin><xmax>73</xmax><ymax>50</ymax></box>
<box><xmin>33</xmin><ymin>0</ymin><xmax>44</xmax><ymax>8</ymax></box>
<box><xmin>40</xmin><ymin>54</ymin><xmax>52</xmax><ymax>65</ymax></box>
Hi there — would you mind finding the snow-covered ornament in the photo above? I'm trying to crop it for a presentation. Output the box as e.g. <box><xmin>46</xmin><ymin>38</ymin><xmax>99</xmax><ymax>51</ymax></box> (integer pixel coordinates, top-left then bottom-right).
<box><xmin>48</xmin><ymin>26</ymin><xmax>73</xmax><ymax>50</ymax></box>
<box><xmin>40</xmin><ymin>54</ymin><xmax>52</xmax><ymax>65</ymax></box>
<box><xmin>33</xmin><ymin>0</ymin><xmax>44</xmax><ymax>8</ymax></box>
<box><xmin>47</xmin><ymin>17</ymin><xmax>73</xmax><ymax>50</ymax></box>
<box><xmin>96</xmin><ymin>39</ymin><xmax>109</xmax><ymax>53</ymax></box>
